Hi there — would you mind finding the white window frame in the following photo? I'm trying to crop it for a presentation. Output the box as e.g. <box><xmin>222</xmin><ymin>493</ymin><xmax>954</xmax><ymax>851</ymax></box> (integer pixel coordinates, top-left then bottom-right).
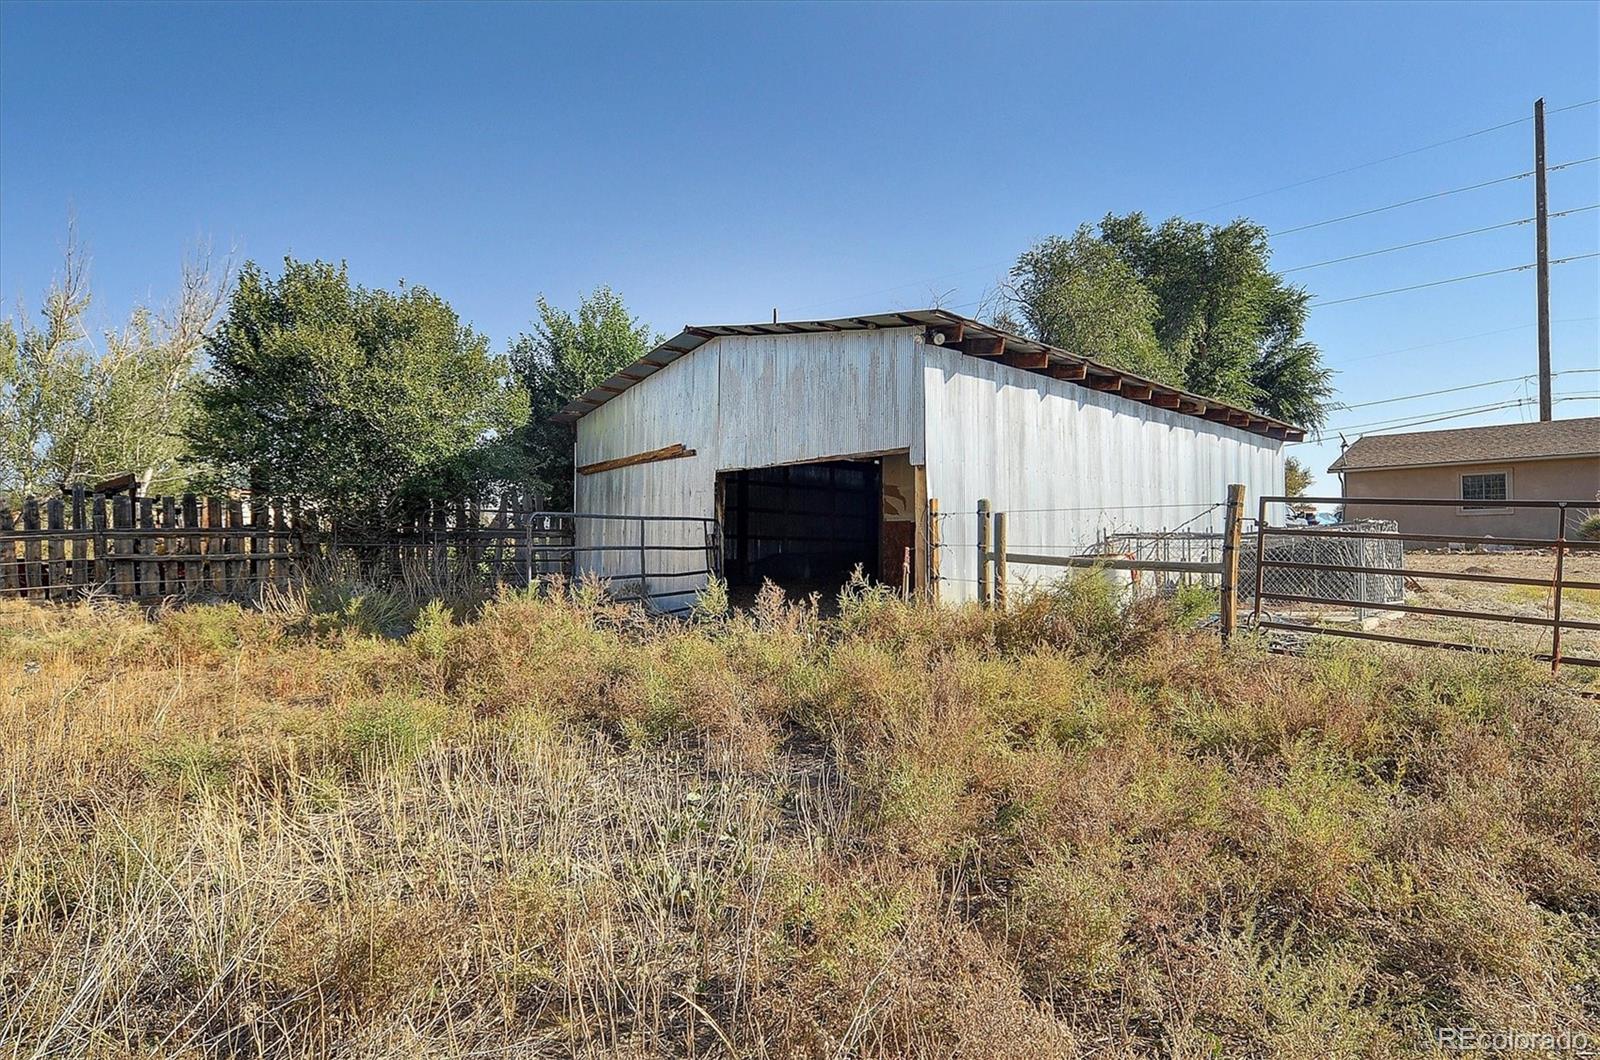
<box><xmin>1458</xmin><ymin>468</ymin><xmax>1512</xmax><ymax>515</ymax></box>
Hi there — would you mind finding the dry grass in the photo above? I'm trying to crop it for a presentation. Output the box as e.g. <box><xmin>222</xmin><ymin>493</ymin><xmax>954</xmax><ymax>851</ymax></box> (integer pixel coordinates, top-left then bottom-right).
<box><xmin>2</xmin><ymin>575</ymin><xmax>1597</xmax><ymax>1058</ymax></box>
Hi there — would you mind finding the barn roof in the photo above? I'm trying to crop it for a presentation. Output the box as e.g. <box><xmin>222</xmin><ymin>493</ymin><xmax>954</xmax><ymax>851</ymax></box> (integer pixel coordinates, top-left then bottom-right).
<box><xmin>1329</xmin><ymin>415</ymin><xmax>1600</xmax><ymax>472</ymax></box>
<box><xmin>553</xmin><ymin>308</ymin><xmax>1304</xmax><ymax>441</ymax></box>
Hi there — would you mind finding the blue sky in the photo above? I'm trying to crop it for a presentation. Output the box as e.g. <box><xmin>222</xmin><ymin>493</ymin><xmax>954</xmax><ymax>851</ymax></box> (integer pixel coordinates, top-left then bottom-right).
<box><xmin>2</xmin><ymin>1</ymin><xmax>1596</xmax><ymax>497</ymax></box>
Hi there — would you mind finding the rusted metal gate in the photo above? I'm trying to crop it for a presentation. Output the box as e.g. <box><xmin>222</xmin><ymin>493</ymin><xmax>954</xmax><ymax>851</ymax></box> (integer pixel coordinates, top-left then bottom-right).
<box><xmin>1250</xmin><ymin>494</ymin><xmax>1600</xmax><ymax>673</ymax></box>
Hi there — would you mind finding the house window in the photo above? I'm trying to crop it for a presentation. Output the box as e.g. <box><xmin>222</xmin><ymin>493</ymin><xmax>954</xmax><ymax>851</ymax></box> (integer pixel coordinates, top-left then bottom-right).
<box><xmin>1460</xmin><ymin>471</ymin><xmax>1509</xmax><ymax>510</ymax></box>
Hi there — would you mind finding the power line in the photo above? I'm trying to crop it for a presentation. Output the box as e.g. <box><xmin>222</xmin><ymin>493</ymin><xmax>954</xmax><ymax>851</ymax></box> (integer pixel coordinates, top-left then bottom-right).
<box><xmin>1309</xmin><ymin>253</ymin><xmax>1598</xmax><ymax>308</ymax></box>
<box><xmin>1270</xmin><ymin>157</ymin><xmax>1599</xmax><ymax>238</ymax></box>
<box><xmin>1325</xmin><ymin>316</ymin><xmax>1599</xmax><ymax>365</ymax></box>
<box><xmin>1192</xmin><ymin>98</ymin><xmax>1600</xmax><ymax>214</ymax></box>
<box><xmin>1279</xmin><ymin>205</ymin><xmax>1598</xmax><ymax>273</ymax></box>
<box><xmin>1338</xmin><ymin>368</ymin><xmax>1600</xmax><ymax>410</ymax></box>
<box><xmin>1315</xmin><ymin>392</ymin><xmax>1599</xmax><ymax>435</ymax></box>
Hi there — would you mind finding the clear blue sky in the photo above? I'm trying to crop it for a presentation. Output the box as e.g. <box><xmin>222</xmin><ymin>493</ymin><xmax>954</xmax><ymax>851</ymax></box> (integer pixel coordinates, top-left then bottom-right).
<box><xmin>3</xmin><ymin>1</ymin><xmax>1596</xmax><ymax>497</ymax></box>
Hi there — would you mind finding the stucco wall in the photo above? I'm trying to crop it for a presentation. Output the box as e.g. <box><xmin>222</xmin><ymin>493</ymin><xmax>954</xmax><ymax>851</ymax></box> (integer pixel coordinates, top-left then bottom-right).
<box><xmin>1341</xmin><ymin>456</ymin><xmax>1600</xmax><ymax>540</ymax></box>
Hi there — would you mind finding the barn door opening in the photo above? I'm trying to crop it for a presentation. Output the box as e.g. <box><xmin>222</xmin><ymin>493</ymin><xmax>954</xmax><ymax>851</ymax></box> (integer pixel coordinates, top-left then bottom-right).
<box><xmin>719</xmin><ymin>458</ymin><xmax>882</xmax><ymax>595</ymax></box>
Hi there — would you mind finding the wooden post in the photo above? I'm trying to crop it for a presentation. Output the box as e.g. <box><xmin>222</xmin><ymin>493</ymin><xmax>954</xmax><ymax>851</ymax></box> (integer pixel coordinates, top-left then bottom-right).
<box><xmin>0</xmin><ymin>507</ymin><xmax>13</xmax><ymax>595</ymax></box>
<box><xmin>1220</xmin><ymin>483</ymin><xmax>1245</xmax><ymax>644</ymax></box>
<box><xmin>206</xmin><ymin>497</ymin><xmax>223</xmax><ymax>592</ymax></box>
<box><xmin>161</xmin><ymin>495</ymin><xmax>177</xmax><ymax>596</ymax></box>
<box><xmin>1250</xmin><ymin>493</ymin><xmax>1268</xmax><ymax>629</ymax></box>
<box><xmin>1552</xmin><ymin>503</ymin><xmax>1566</xmax><ymax>674</ymax></box>
<box><xmin>927</xmin><ymin>498</ymin><xmax>942</xmax><ymax>605</ymax></box>
<box><xmin>226</xmin><ymin>498</ymin><xmax>244</xmax><ymax>594</ymax></box>
<box><xmin>71</xmin><ymin>486</ymin><xmax>87</xmax><ymax>593</ymax></box>
<box><xmin>900</xmin><ymin>546</ymin><xmax>911</xmax><ymax>600</ymax></box>
<box><xmin>977</xmin><ymin>498</ymin><xmax>992</xmax><ymax>607</ymax></box>
<box><xmin>994</xmin><ymin>512</ymin><xmax>1008</xmax><ymax>611</ymax></box>
<box><xmin>113</xmin><ymin>496</ymin><xmax>134</xmax><ymax>597</ymax></box>
<box><xmin>181</xmin><ymin>494</ymin><xmax>200</xmax><ymax>595</ymax></box>
<box><xmin>248</xmin><ymin>499</ymin><xmax>264</xmax><ymax>591</ymax></box>
<box><xmin>47</xmin><ymin>497</ymin><xmax>65</xmax><ymax>599</ymax></box>
<box><xmin>138</xmin><ymin>497</ymin><xmax>155</xmax><ymax>598</ymax></box>
<box><xmin>22</xmin><ymin>497</ymin><xmax>41</xmax><ymax>599</ymax></box>
<box><xmin>92</xmin><ymin>493</ymin><xmax>109</xmax><ymax>588</ymax></box>
<box><xmin>1534</xmin><ymin>98</ymin><xmax>1552</xmax><ymax>421</ymax></box>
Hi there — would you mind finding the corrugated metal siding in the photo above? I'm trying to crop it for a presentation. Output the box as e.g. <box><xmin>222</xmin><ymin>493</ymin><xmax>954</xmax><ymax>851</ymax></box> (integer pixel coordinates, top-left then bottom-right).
<box><xmin>921</xmin><ymin>347</ymin><xmax>1285</xmax><ymax>604</ymax></box>
<box><xmin>574</xmin><ymin>328</ymin><xmax>922</xmax><ymax>608</ymax></box>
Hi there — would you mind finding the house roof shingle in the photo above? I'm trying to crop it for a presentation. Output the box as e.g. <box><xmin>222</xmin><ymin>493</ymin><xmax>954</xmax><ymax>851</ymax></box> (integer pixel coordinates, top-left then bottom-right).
<box><xmin>1328</xmin><ymin>416</ymin><xmax>1600</xmax><ymax>472</ymax></box>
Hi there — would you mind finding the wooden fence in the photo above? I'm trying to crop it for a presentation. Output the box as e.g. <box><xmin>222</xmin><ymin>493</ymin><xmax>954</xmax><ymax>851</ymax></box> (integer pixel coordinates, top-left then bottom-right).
<box><xmin>0</xmin><ymin>490</ymin><xmax>588</xmax><ymax>602</ymax></box>
<box><xmin>0</xmin><ymin>488</ymin><xmax>303</xmax><ymax>601</ymax></box>
<box><xmin>967</xmin><ymin>484</ymin><xmax>1250</xmax><ymax>642</ymax></box>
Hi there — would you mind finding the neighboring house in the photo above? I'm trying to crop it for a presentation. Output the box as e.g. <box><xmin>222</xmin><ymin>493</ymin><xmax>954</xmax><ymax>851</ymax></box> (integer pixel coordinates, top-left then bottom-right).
<box><xmin>555</xmin><ymin>309</ymin><xmax>1301</xmax><ymax>608</ymax></box>
<box><xmin>1330</xmin><ymin>416</ymin><xmax>1600</xmax><ymax>540</ymax></box>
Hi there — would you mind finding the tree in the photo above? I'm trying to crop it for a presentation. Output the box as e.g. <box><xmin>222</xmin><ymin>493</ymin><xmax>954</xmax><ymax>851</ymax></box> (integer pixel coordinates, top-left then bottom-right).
<box><xmin>510</xmin><ymin>288</ymin><xmax>656</xmax><ymax>510</ymax></box>
<box><xmin>1284</xmin><ymin>455</ymin><xmax>1316</xmax><ymax>514</ymax></box>
<box><xmin>1004</xmin><ymin>213</ymin><xmax>1334</xmax><ymax>429</ymax></box>
<box><xmin>0</xmin><ymin>226</ymin><xmax>227</xmax><ymax>505</ymax></box>
<box><xmin>186</xmin><ymin>259</ymin><xmax>526</xmax><ymax>522</ymax></box>
<box><xmin>1002</xmin><ymin>229</ymin><xmax>1179</xmax><ymax>384</ymax></box>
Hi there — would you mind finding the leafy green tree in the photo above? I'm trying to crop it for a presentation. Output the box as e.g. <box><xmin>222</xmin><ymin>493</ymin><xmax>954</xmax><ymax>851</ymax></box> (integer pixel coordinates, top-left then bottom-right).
<box><xmin>1284</xmin><ymin>455</ymin><xmax>1316</xmax><ymax>514</ymax></box>
<box><xmin>1004</xmin><ymin>213</ymin><xmax>1333</xmax><ymax>428</ymax></box>
<box><xmin>510</xmin><ymin>288</ymin><xmax>656</xmax><ymax>510</ymax></box>
<box><xmin>186</xmin><ymin>259</ymin><xmax>526</xmax><ymax>522</ymax></box>
<box><xmin>1</xmin><ymin>228</ymin><xmax>226</xmax><ymax>505</ymax></box>
<box><xmin>1003</xmin><ymin>229</ymin><xmax>1178</xmax><ymax>384</ymax></box>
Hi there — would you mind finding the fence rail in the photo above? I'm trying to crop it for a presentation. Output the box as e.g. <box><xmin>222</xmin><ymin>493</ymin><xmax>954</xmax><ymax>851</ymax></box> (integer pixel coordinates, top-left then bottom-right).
<box><xmin>1250</xmin><ymin>494</ymin><xmax>1598</xmax><ymax>674</ymax></box>
<box><xmin>2</xmin><ymin>489</ymin><xmax>718</xmax><ymax>609</ymax></box>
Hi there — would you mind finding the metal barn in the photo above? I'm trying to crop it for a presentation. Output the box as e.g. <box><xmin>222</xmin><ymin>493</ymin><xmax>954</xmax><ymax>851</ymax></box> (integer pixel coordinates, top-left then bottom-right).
<box><xmin>554</xmin><ymin>310</ymin><xmax>1303</xmax><ymax>609</ymax></box>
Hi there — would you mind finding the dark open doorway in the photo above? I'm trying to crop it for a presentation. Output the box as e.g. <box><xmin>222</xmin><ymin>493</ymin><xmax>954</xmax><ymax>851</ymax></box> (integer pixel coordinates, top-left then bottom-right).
<box><xmin>720</xmin><ymin>459</ymin><xmax>882</xmax><ymax>594</ymax></box>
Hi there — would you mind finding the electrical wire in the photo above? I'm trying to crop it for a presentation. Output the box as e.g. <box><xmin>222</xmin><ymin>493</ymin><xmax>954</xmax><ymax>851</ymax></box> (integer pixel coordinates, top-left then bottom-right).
<box><xmin>1191</xmin><ymin>98</ymin><xmax>1600</xmax><ymax>214</ymax></box>
<box><xmin>1324</xmin><ymin>316</ymin><xmax>1599</xmax><ymax>365</ymax></box>
<box><xmin>1339</xmin><ymin>368</ymin><xmax>1600</xmax><ymax>409</ymax></box>
<box><xmin>1313</xmin><ymin>392</ymin><xmax>1600</xmax><ymax>435</ymax></box>
<box><xmin>1279</xmin><ymin>205</ymin><xmax>1598</xmax><ymax>273</ymax></box>
<box><xmin>1309</xmin><ymin>253</ymin><xmax>1598</xmax><ymax>308</ymax></box>
<box><xmin>1270</xmin><ymin>157</ymin><xmax>1598</xmax><ymax>237</ymax></box>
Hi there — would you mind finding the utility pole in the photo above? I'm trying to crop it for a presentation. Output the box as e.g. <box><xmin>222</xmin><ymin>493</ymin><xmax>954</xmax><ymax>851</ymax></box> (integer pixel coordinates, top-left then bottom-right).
<box><xmin>1535</xmin><ymin>97</ymin><xmax>1552</xmax><ymax>421</ymax></box>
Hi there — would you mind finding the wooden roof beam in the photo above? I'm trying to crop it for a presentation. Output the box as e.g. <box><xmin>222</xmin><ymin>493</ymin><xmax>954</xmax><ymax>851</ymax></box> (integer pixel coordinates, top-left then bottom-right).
<box><xmin>960</xmin><ymin>334</ymin><xmax>1006</xmax><ymax>358</ymax></box>
<box><xmin>1002</xmin><ymin>350</ymin><xmax>1050</xmax><ymax>370</ymax></box>
<box><xmin>1122</xmin><ymin>383</ymin><xmax>1153</xmax><ymax>401</ymax></box>
<box><xmin>1088</xmin><ymin>374</ymin><xmax>1123</xmax><ymax>393</ymax></box>
<box><xmin>925</xmin><ymin>322</ymin><xmax>964</xmax><ymax>346</ymax></box>
<box><xmin>1151</xmin><ymin>391</ymin><xmax>1182</xmax><ymax>409</ymax></box>
<box><xmin>1050</xmin><ymin>362</ymin><xmax>1088</xmax><ymax>381</ymax></box>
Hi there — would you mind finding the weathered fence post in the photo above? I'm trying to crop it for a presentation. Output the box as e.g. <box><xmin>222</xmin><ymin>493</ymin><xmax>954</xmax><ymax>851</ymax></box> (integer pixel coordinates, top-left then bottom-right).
<box><xmin>161</xmin><ymin>495</ymin><xmax>177</xmax><ymax>596</ymax></box>
<box><xmin>977</xmin><ymin>498</ymin><xmax>992</xmax><ymax>608</ymax></box>
<box><xmin>112</xmin><ymin>496</ymin><xmax>134</xmax><ymax>597</ymax></box>
<box><xmin>1552</xmin><ymin>502</ymin><xmax>1567</xmax><ymax>674</ymax></box>
<box><xmin>92</xmin><ymin>494</ymin><xmax>109</xmax><ymax>589</ymax></box>
<box><xmin>22</xmin><ymin>497</ymin><xmax>41</xmax><ymax>599</ymax></box>
<box><xmin>0</xmin><ymin>506</ymin><xmax>13</xmax><ymax>595</ymax></box>
<box><xmin>994</xmin><ymin>511</ymin><xmax>1008</xmax><ymax>611</ymax></box>
<box><xmin>1220</xmin><ymin>483</ymin><xmax>1245</xmax><ymax>645</ymax></box>
<box><xmin>71</xmin><ymin>486</ymin><xmax>87</xmax><ymax>594</ymax></box>
<box><xmin>180</xmin><ymin>494</ymin><xmax>199</xmax><ymax>595</ymax></box>
<box><xmin>928</xmin><ymin>498</ymin><xmax>941</xmax><ymax>605</ymax></box>
<box><xmin>137</xmin><ymin>496</ymin><xmax>155</xmax><ymax>598</ymax></box>
<box><xmin>47</xmin><ymin>497</ymin><xmax>65</xmax><ymax>599</ymax></box>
